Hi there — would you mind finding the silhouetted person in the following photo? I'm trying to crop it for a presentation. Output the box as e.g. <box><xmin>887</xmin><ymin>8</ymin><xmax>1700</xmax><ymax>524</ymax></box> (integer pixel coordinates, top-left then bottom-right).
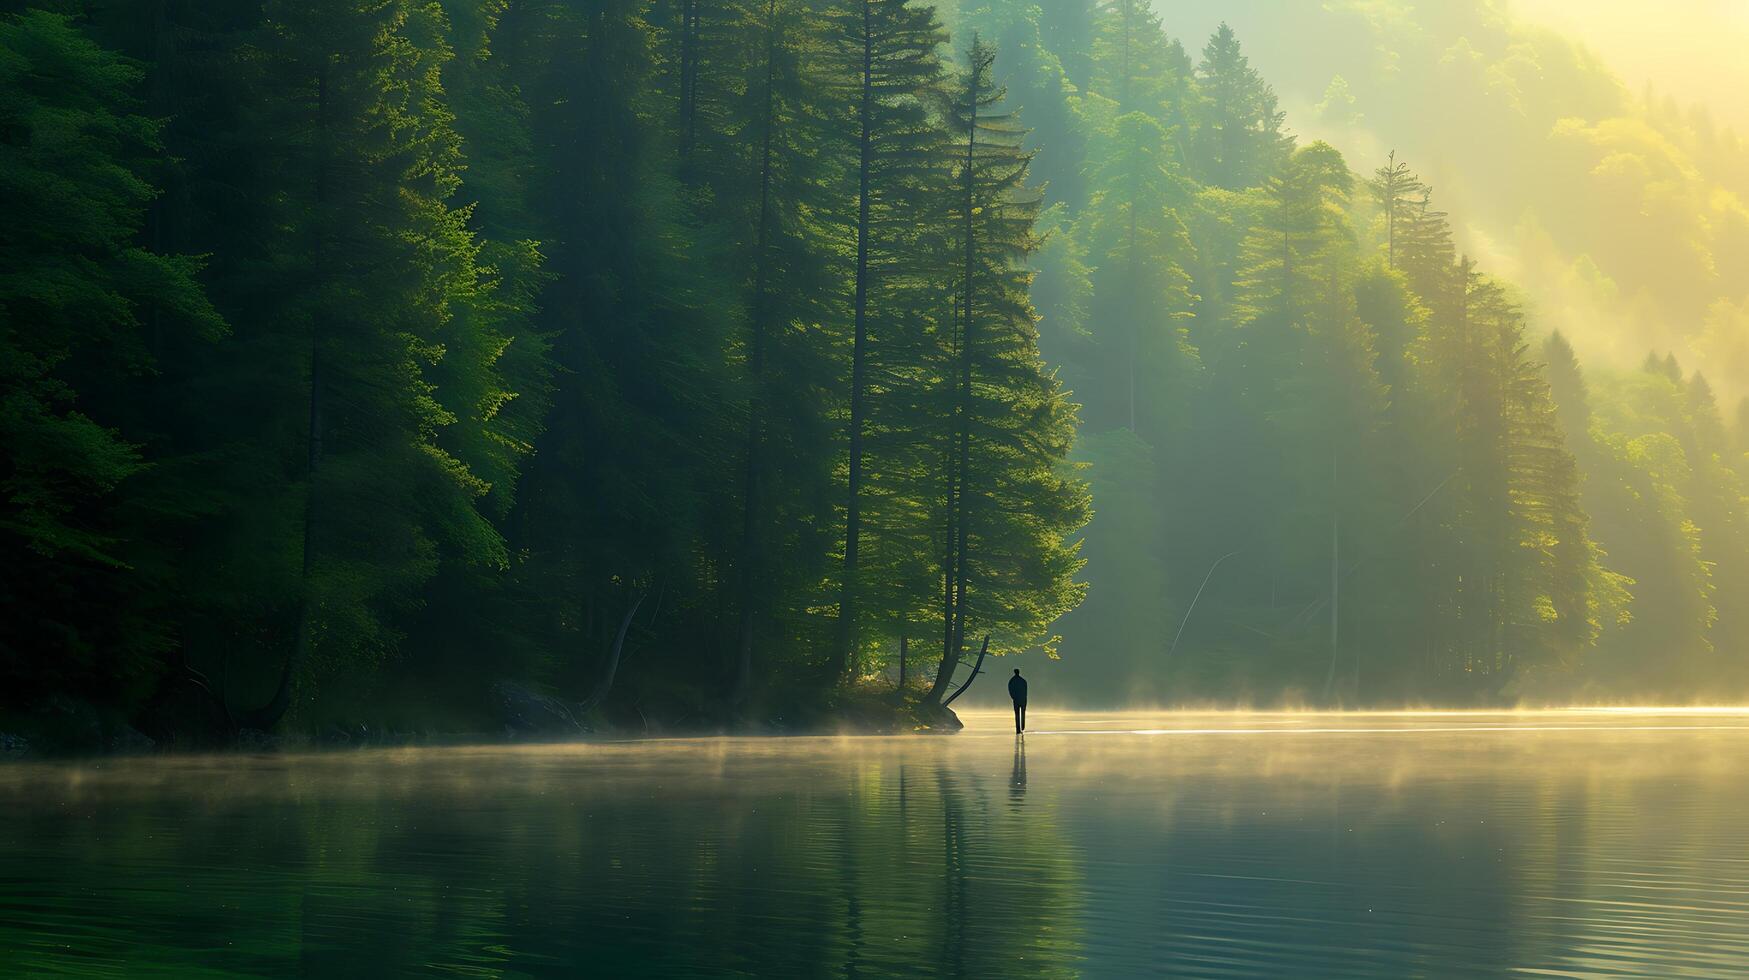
<box><xmin>1008</xmin><ymin>668</ymin><xmax>1028</xmax><ymax>733</ymax></box>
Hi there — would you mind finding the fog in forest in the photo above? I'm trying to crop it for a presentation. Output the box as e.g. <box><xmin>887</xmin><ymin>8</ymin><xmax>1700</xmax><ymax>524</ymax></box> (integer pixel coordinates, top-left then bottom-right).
<box><xmin>1152</xmin><ymin>0</ymin><xmax>1749</xmax><ymax>390</ymax></box>
<box><xmin>6</xmin><ymin>0</ymin><xmax>1749</xmax><ymax>747</ymax></box>
<box><xmin>943</xmin><ymin>0</ymin><xmax>1749</xmax><ymax>710</ymax></box>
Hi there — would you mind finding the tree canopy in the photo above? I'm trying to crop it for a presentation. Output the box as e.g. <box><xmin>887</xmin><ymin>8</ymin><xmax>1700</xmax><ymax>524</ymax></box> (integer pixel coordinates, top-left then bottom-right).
<box><xmin>4</xmin><ymin>1</ymin><xmax>1747</xmax><ymax>740</ymax></box>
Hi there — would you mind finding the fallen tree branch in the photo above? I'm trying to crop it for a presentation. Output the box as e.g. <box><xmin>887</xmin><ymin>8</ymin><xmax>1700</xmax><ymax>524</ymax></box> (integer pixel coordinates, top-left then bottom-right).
<box><xmin>941</xmin><ymin>635</ymin><xmax>990</xmax><ymax>707</ymax></box>
<box><xmin>581</xmin><ymin>590</ymin><xmax>646</xmax><ymax>713</ymax></box>
<box><xmin>141</xmin><ymin>646</ymin><xmax>235</xmax><ymax>738</ymax></box>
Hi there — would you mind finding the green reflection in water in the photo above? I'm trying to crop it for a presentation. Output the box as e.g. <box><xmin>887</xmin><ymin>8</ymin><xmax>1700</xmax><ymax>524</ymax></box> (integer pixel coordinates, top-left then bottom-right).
<box><xmin>5</xmin><ymin>710</ymin><xmax>1749</xmax><ymax>977</ymax></box>
<box><xmin>0</xmin><ymin>735</ymin><xmax>1082</xmax><ymax>977</ymax></box>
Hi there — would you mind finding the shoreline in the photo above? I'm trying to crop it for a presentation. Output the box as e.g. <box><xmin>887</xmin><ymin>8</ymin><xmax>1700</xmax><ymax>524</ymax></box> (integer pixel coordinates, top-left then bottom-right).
<box><xmin>0</xmin><ymin>695</ymin><xmax>965</xmax><ymax>761</ymax></box>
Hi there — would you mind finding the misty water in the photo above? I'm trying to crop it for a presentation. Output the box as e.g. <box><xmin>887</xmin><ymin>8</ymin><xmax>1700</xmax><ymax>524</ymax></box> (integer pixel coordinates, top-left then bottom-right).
<box><xmin>5</xmin><ymin>711</ymin><xmax>1749</xmax><ymax>977</ymax></box>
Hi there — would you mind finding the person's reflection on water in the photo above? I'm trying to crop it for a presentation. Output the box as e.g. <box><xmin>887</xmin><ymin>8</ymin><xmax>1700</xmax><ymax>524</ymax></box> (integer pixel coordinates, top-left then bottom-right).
<box><xmin>1010</xmin><ymin>735</ymin><xmax>1027</xmax><ymax>805</ymax></box>
<box><xmin>1008</xmin><ymin>668</ymin><xmax>1028</xmax><ymax>733</ymax></box>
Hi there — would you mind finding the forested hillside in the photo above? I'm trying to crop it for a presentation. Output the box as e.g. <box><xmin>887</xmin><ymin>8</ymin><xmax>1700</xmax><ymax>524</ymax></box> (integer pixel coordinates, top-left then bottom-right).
<box><xmin>1146</xmin><ymin>0</ymin><xmax>1749</xmax><ymax>394</ymax></box>
<box><xmin>2</xmin><ymin>0</ymin><xmax>1746</xmax><ymax>744</ymax></box>
<box><xmin>934</xmin><ymin>0</ymin><xmax>1749</xmax><ymax>705</ymax></box>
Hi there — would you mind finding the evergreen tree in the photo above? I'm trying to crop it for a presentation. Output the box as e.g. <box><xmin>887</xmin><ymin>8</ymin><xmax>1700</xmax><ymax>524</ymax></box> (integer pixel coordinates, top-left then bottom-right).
<box><xmin>1075</xmin><ymin>111</ymin><xmax>1196</xmax><ymax>436</ymax></box>
<box><xmin>826</xmin><ymin>0</ymin><xmax>949</xmax><ymax>678</ymax></box>
<box><xmin>1087</xmin><ymin>0</ymin><xmax>1189</xmax><ymax>130</ymax></box>
<box><xmin>1369</xmin><ymin>150</ymin><xmax>1425</xmax><ymax>270</ymax></box>
<box><xmin>1037</xmin><ymin>0</ymin><xmax>1095</xmax><ymax>91</ymax></box>
<box><xmin>715</xmin><ymin>0</ymin><xmax>845</xmax><ymax>701</ymax></box>
<box><xmin>221</xmin><ymin>0</ymin><xmax>531</xmax><ymax>728</ymax></box>
<box><xmin>1237</xmin><ymin>141</ymin><xmax>1354</xmax><ymax>329</ymax></box>
<box><xmin>928</xmin><ymin>38</ymin><xmax>1090</xmax><ymax>701</ymax></box>
<box><xmin>495</xmin><ymin>0</ymin><xmax>742</xmax><ymax>709</ymax></box>
<box><xmin>1187</xmin><ymin>23</ymin><xmax>1290</xmax><ymax>190</ymax></box>
<box><xmin>0</xmin><ymin>10</ymin><xmax>223</xmax><ymax>708</ymax></box>
<box><xmin>954</xmin><ymin>0</ymin><xmax>1089</xmax><ymax>210</ymax></box>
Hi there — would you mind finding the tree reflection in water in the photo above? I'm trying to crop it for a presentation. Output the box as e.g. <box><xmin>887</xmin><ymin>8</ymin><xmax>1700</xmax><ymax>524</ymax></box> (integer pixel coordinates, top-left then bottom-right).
<box><xmin>6</xmin><ymin>711</ymin><xmax>1749</xmax><ymax>976</ymax></box>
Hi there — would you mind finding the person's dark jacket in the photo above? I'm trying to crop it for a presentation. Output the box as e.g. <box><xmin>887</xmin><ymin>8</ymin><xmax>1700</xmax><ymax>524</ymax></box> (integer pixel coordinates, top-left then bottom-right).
<box><xmin>1008</xmin><ymin>675</ymin><xmax>1028</xmax><ymax>705</ymax></box>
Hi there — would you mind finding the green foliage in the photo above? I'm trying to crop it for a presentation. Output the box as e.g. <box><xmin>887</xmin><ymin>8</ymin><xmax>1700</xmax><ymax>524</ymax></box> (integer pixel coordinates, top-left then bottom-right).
<box><xmin>241</xmin><ymin>0</ymin><xmax>534</xmax><ymax>718</ymax></box>
<box><xmin>939</xmin><ymin>36</ymin><xmax>1091</xmax><ymax>675</ymax></box>
<box><xmin>826</xmin><ymin>0</ymin><xmax>955</xmax><ymax>678</ymax></box>
<box><xmin>937</xmin><ymin>3</ymin><xmax>1697</xmax><ymax>705</ymax></box>
<box><xmin>11</xmin><ymin>0</ymin><xmax>1749</xmax><ymax>732</ymax></box>
<box><xmin>1186</xmin><ymin>22</ymin><xmax>1290</xmax><ymax>190</ymax></box>
<box><xmin>1074</xmin><ymin>110</ymin><xmax>1197</xmax><ymax>436</ymax></box>
<box><xmin>0</xmin><ymin>10</ymin><xmax>223</xmax><ymax>704</ymax></box>
<box><xmin>1087</xmin><ymin>0</ymin><xmax>1189</xmax><ymax>130</ymax></box>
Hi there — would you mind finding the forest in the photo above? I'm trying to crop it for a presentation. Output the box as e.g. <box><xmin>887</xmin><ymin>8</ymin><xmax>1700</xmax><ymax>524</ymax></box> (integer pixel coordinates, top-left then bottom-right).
<box><xmin>4</xmin><ymin>0</ymin><xmax>1749</xmax><ymax>746</ymax></box>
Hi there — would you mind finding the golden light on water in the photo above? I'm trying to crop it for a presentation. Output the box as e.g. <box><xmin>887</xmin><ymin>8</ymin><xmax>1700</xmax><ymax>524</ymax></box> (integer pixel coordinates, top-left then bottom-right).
<box><xmin>955</xmin><ymin>706</ymin><xmax>1749</xmax><ymax>737</ymax></box>
<box><xmin>11</xmin><ymin>710</ymin><xmax>1749</xmax><ymax>976</ymax></box>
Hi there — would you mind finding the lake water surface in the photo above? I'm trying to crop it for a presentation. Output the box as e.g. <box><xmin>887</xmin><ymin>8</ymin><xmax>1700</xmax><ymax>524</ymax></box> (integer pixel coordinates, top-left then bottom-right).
<box><xmin>5</xmin><ymin>709</ymin><xmax>1749</xmax><ymax>976</ymax></box>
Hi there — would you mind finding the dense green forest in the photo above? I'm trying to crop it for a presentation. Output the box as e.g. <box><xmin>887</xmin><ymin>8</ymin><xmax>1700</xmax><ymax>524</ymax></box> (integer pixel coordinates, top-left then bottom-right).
<box><xmin>4</xmin><ymin>0</ymin><xmax>1748</xmax><ymax>744</ymax></box>
<box><xmin>1151</xmin><ymin>0</ymin><xmax>1749</xmax><ymax>389</ymax></box>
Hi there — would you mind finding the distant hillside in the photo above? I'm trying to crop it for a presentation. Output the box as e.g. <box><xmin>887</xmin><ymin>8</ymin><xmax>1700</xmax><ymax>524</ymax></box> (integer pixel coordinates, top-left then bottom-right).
<box><xmin>1151</xmin><ymin>0</ymin><xmax>1749</xmax><ymax>403</ymax></box>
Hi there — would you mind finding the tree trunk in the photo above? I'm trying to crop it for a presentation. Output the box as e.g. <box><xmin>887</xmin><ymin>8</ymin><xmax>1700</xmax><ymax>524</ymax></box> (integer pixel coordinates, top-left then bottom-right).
<box><xmin>1282</xmin><ymin>230</ymin><xmax>1293</xmax><ymax>322</ymax></box>
<box><xmin>1118</xmin><ymin>1</ymin><xmax>1131</xmax><ymax>110</ymax></box>
<box><xmin>931</xmin><ymin>56</ymin><xmax>984</xmax><ymax>705</ymax></box>
<box><xmin>145</xmin><ymin>0</ymin><xmax>177</xmax><ymax>357</ymax></box>
<box><xmin>896</xmin><ymin>633</ymin><xmax>907</xmax><ymax>695</ymax></box>
<box><xmin>942</xmin><ymin>635</ymin><xmax>990</xmax><ymax>707</ymax></box>
<box><xmin>677</xmin><ymin>0</ymin><xmax>701</xmax><ymax>165</ymax></box>
<box><xmin>582</xmin><ymin>592</ymin><xmax>646</xmax><ymax>712</ymax></box>
<box><xmin>949</xmin><ymin>51</ymin><xmax>981</xmax><ymax>687</ymax></box>
<box><xmin>1127</xmin><ymin>201</ymin><xmax>1138</xmax><ymax>433</ymax></box>
<box><xmin>1322</xmin><ymin>456</ymin><xmax>1340</xmax><ymax>702</ymax></box>
<box><xmin>732</xmin><ymin>0</ymin><xmax>781</xmax><ymax>705</ymax></box>
<box><xmin>937</xmin><ymin>334</ymin><xmax>965</xmax><ymax>696</ymax></box>
<box><xmin>833</xmin><ymin>1</ymin><xmax>875</xmax><ymax>680</ymax></box>
<box><xmin>937</xmin><ymin>295</ymin><xmax>961</xmax><ymax>702</ymax></box>
<box><xmin>1385</xmin><ymin>152</ymin><xmax>1398</xmax><ymax>269</ymax></box>
<box><xmin>240</xmin><ymin>62</ymin><xmax>330</xmax><ymax>732</ymax></box>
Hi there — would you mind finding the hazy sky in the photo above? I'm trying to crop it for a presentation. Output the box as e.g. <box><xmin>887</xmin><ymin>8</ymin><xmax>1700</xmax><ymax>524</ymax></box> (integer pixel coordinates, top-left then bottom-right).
<box><xmin>1165</xmin><ymin>1</ymin><xmax>1749</xmax><ymax>134</ymax></box>
<box><xmin>1514</xmin><ymin>0</ymin><xmax>1749</xmax><ymax>131</ymax></box>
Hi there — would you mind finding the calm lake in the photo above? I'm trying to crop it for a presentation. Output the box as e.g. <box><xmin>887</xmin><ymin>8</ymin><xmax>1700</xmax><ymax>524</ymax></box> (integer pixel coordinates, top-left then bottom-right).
<box><xmin>5</xmin><ymin>710</ymin><xmax>1749</xmax><ymax>977</ymax></box>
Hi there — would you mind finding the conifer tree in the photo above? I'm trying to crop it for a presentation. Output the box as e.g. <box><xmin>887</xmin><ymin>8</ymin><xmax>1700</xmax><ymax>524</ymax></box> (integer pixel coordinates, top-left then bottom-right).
<box><xmin>225</xmin><ymin>0</ymin><xmax>527</xmax><ymax>728</ymax></box>
<box><xmin>700</xmin><ymin>0</ymin><xmax>844</xmax><ymax>701</ymax></box>
<box><xmin>827</xmin><ymin>0</ymin><xmax>949</xmax><ymax>678</ymax></box>
<box><xmin>928</xmin><ymin>38</ymin><xmax>1090</xmax><ymax>701</ymax></box>
<box><xmin>0</xmin><ymin>10</ymin><xmax>223</xmax><ymax>706</ymax></box>
<box><xmin>1369</xmin><ymin>150</ymin><xmax>1425</xmax><ymax>270</ymax></box>
<box><xmin>494</xmin><ymin>0</ymin><xmax>741</xmax><ymax>705</ymax></box>
<box><xmin>1087</xmin><ymin>0</ymin><xmax>1188</xmax><ymax>128</ymax></box>
<box><xmin>1187</xmin><ymin>23</ymin><xmax>1290</xmax><ymax>190</ymax></box>
<box><xmin>1238</xmin><ymin>141</ymin><xmax>1354</xmax><ymax>329</ymax></box>
<box><xmin>1075</xmin><ymin>111</ymin><xmax>1196</xmax><ymax>436</ymax></box>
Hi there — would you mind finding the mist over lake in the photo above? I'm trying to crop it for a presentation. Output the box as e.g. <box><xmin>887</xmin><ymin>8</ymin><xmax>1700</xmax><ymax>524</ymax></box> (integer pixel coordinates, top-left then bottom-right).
<box><xmin>6</xmin><ymin>710</ymin><xmax>1748</xmax><ymax>976</ymax></box>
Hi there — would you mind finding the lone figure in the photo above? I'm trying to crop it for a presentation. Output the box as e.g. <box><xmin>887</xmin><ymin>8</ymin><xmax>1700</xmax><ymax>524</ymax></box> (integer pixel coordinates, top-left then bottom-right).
<box><xmin>1008</xmin><ymin>668</ymin><xmax>1028</xmax><ymax>733</ymax></box>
